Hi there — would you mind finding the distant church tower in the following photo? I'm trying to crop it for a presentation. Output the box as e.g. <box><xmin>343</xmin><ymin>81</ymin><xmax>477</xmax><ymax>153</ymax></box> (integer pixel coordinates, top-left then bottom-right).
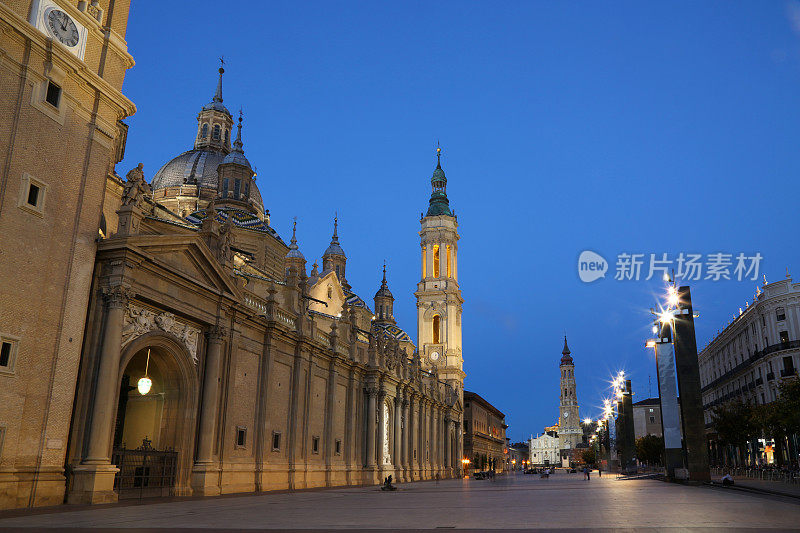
<box><xmin>558</xmin><ymin>336</ymin><xmax>582</xmax><ymax>450</ymax></box>
<box><xmin>415</xmin><ymin>147</ymin><xmax>464</xmax><ymax>390</ymax></box>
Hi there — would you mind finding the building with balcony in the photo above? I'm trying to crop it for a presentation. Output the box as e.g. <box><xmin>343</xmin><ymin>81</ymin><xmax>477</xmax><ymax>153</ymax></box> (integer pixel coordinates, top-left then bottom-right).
<box><xmin>699</xmin><ymin>274</ymin><xmax>800</xmax><ymax>465</ymax></box>
<box><xmin>463</xmin><ymin>391</ymin><xmax>507</xmax><ymax>472</ymax></box>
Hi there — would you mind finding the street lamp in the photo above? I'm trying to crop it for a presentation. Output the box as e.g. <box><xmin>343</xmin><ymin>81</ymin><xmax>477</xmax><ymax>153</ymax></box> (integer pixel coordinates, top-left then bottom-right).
<box><xmin>137</xmin><ymin>348</ymin><xmax>152</xmax><ymax>395</ymax></box>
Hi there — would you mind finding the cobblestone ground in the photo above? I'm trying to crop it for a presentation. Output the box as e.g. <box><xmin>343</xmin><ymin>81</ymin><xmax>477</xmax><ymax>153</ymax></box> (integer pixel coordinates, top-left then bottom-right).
<box><xmin>1</xmin><ymin>471</ymin><xmax>799</xmax><ymax>531</ymax></box>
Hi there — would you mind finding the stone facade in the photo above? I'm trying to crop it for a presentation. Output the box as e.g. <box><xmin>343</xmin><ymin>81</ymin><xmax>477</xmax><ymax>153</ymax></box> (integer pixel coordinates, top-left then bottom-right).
<box><xmin>699</xmin><ymin>275</ymin><xmax>800</xmax><ymax>465</ymax></box>
<box><xmin>0</xmin><ymin>1</ymin><xmax>464</xmax><ymax>509</ymax></box>
<box><xmin>558</xmin><ymin>337</ymin><xmax>582</xmax><ymax>451</ymax></box>
<box><xmin>529</xmin><ymin>431</ymin><xmax>560</xmax><ymax>466</ymax></box>
<box><xmin>0</xmin><ymin>0</ymin><xmax>135</xmax><ymax>509</ymax></box>
<box><xmin>463</xmin><ymin>391</ymin><xmax>506</xmax><ymax>472</ymax></box>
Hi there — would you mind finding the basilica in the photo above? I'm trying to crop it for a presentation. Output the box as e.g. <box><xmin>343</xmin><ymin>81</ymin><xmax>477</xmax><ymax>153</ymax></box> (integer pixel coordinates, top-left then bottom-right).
<box><xmin>0</xmin><ymin>0</ymin><xmax>464</xmax><ymax>508</ymax></box>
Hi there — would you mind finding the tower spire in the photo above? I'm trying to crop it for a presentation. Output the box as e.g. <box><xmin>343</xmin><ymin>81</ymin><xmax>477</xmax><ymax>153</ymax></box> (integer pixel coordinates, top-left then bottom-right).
<box><xmin>332</xmin><ymin>214</ymin><xmax>339</xmax><ymax>243</ymax></box>
<box><xmin>561</xmin><ymin>335</ymin><xmax>573</xmax><ymax>364</ymax></box>
<box><xmin>214</xmin><ymin>57</ymin><xmax>225</xmax><ymax>103</ymax></box>
<box><xmin>426</xmin><ymin>142</ymin><xmax>452</xmax><ymax>217</ymax></box>
<box><xmin>232</xmin><ymin>109</ymin><xmax>244</xmax><ymax>153</ymax></box>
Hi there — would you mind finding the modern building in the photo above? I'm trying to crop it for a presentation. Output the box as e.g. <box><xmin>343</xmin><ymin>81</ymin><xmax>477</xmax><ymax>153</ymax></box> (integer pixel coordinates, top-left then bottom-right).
<box><xmin>699</xmin><ymin>274</ymin><xmax>800</xmax><ymax>466</ymax></box>
<box><xmin>529</xmin><ymin>430</ymin><xmax>560</xmax><ymax>466</ymax></box>
<box><xmin>558</xmin><ymin>337</ymin><xmax>582</xmax><ymax>452</ymax></box>
<box><xmin>0</xmin><ymin>1</ymin><xmax>467</xmax><ymax>508</ymax></box>
<box><xmin>463</xmin><ymin>391</ymin><xmax>506</xmax><ymax>473</ymax></box>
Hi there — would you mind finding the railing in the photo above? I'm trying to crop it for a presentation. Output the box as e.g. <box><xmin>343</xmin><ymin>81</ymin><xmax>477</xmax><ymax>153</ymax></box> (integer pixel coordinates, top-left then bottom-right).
<box><xmin>112</xmin><ymin>440</ymin><xmax>178</xmax><ymax>500</ymax></box>
<box><xmin>710</xmin><ymin>466</ymin><xmax>800</xmax><ymax>485</ymax></box>
<box><xmin>701</xmin><ymin>340</ymin><xmax>800</xmax><ymax>393</ymax></box>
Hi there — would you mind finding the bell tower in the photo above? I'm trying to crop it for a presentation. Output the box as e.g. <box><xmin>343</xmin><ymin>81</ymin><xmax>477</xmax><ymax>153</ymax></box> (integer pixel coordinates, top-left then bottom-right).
<box><xmin>558</xmin><ymin>336</ymin><xmax>582</xmax><ymax>450</ymax></box>
<box><xmin>415</xmin><ymin>146</ymin><xmax>464</xmax><ymax>390</ymax></box>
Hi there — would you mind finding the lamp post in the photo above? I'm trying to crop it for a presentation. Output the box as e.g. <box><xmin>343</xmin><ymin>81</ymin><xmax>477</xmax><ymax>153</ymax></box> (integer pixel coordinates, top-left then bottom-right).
<box><xmin>647</xmin><ymin>279</ymin><xmax>710</xmax><ymax>482</ymax></box>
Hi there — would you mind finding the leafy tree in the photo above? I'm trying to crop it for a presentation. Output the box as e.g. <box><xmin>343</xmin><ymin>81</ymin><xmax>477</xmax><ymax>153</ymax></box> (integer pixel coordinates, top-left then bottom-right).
<box><xmin>581</xmin><ymin>447</ymin><xmax>596</xmax><ymax>466</ymax></box>
<box><xmin>712</xmin><ymin>401</ymin><xmax>758</xmax><ymax>466</ymax></box>
<box><xmin>635</xmin><ymin>435</ymin><xmax>665</xmax><ymax>465</ymax></box>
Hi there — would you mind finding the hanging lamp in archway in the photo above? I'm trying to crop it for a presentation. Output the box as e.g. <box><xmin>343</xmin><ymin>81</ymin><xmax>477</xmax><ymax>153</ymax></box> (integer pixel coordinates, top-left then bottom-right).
<box><xmin>138</xmin><ymin>348</ymin><xmax>152</xmax><ymax>395</ymax></box>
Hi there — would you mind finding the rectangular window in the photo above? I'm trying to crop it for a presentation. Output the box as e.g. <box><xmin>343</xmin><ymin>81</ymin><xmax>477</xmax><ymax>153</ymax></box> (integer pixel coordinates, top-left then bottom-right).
<box><xmin>335</xmin><ymin>439</ymin><xmax>342</xmax><ymax>455</ymax></box>
<box><xmin>432</xmin><ymin>244</ymin><xmax>440</xmax><ymax>277</ymax></box>
<box><xmin>234</xmin><ymin>178</ymin><xmax>241</xmax><ymax>199</ymax></box>
<box><xmin>422</xmin><ymin>246</ymin><xmax>427</xmax><ymax>278</ymax></box>
<box><xmin>649</xmin><ymin>416</ymin><xmax>655</xmax><ymax>423</ymax></box>
<box><xmin>780</xmin><ymin>331</ymin><xmax>789</xmax><ymax>344</ymax></box>
<box><xmin>27</xmin><ymin>184</ymin><xmax>40</xmax><ymax>207</ymax></box>
<box><xmin>235</xmin><ymin>426</ymin><xmax>247</xmax><ymax>448</ymax></box>
<box><xmin>222</xmin><ymin>178</ymin><xmax>229</xmax><ymax>198</ymax></box>
<box><xmin>446</xmin><ymin>245</ymin><xmax>451</xmax><ymax>277</ymax></box>
<box><xmin>271</xmin><ymin>432</ymin><xmax>282</xmax><ymax>451</ymax></box>
<box><xmin>45</xmin><ymin>81</ymin><xmax>61</xmax><ymax>108</ymax></box>
<box><xmin>0</xmin><ymin>337</ymin><xmax>18</xmax><ymax>373</ymax></box>
<box><xmin>312</xmin><ymin>436</ymin><xmax>320</xmax><ymax>454</ymax></box>
<box><xmin>777</xmin><ymin>308</ymin><xmax>786</xmax><ymax>321</ymax></box>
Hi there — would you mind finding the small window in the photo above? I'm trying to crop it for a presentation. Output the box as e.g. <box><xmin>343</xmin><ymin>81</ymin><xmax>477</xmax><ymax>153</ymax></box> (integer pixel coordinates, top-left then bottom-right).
<box><xmin>235</xmin><ymin>426</ymin><xmax>247</xmax><ymax>448</ymax></box>
<box><xmin>18</xmin><ymin>174</ymin><xmax>47</xmax><ymax>216</ymax></box>
<box><xmin>27</xmin><ymin>184</ymin><xmax>40</xmax><ymax>207</ymax></box>
<box><xmin>225</xmin><ymin>129</ymin><xmax>229</xmax><ymax>143</ymax></box>
<box><xmin>271</xmin><ymin>431</ymin><xmax>281</xmax><ymax>451</ymax></box>
<box><xmin>45</xmin><ymin>81</ymin><xmax>61</xmax><ymax>108</ymax></box>
<box><xmin>222</xmin><ymin>178</ymin><xmax>229</xmax><ymax>198</ymax></box>
<box><xmin>201</xmin><ymin>123</ymin><xmax>209</xmax><ymax>138</ymax></box>
<box><xmin>649</xmin><ymin>416</ymin><xmax>655</xmax><ymax>423</ymax></box>
<box><xmin>780</xmin><ymin>331</ymin><xmax>789</xmax><ymax>344</ymax></box>
<box><xmin>213</xmin><ymin>124</ymin><xmax>221</xmax><ymax>140</ymax></box>
<box><xmin>335</xmin><ymin>439</ymin><xmax>342</xmax><ymax>455</ymax></box>
<box><xmin>312</xmin><ymin>436</ymin><xmax>320</xmax><ymax>454</ymax></box>
<box><xmin>234</xmin><ymin>178</ymin><xmax>241</xmax><ymax>199</ymax></box>
<box><xmin>777</xmin><ymin>308</ymin><xmax>786</xmax><ymax>322</ymax></box>
<box><xmin>0</xmin><ymin>337</ymin><xmax>18</xmax><ymax>373</ymax></box>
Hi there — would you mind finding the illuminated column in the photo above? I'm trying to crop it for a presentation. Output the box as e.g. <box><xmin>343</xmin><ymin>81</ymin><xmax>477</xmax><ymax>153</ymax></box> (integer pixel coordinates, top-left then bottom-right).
<box><xmin>366</xmin><ymin>387</ymin><xmax>377</xmax><ymax>468</ymax></box>
<box><xmin>196</xmin><ymin>325</ymin><xmax>226</xmax><ymax>464</ymax></box>
<box><xmin>394</xmin><ymin>392</ymin><xmax>402</xmax><ymax>474</ymax></box>
<box><xmin>84</xmin><ymin>285</ymin><xmax>132</xmax><ymax>464</ymax></box>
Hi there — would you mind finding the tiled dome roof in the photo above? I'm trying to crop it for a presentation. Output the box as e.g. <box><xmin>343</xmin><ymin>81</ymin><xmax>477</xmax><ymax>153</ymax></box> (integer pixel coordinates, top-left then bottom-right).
<box><xmin>151</xmin><ymin>148</ymin><xmax>264</xmax><ymax>213</ymax></box>
<box><xmin>374</xmin><ymin>323</ymin><xmax>411</xmax><ymax>343</ymax></box>
<box><xmin>185</xmin><ymin>206</ymin><xmax>282</xmax><ymax>241</ymax></box>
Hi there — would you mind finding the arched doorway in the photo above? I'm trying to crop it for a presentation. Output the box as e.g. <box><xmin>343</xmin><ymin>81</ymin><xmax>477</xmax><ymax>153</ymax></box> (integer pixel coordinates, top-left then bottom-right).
<box><xmin>113</xmin><ymin>334</ymin><xmax>198</xmax><ymax>499</ymax></box>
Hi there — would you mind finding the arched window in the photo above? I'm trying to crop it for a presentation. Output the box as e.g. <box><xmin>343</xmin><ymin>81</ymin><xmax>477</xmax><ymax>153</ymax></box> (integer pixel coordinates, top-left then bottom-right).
<box><xmin>432</xmin><ymin>244</ymin><xmax>440</xmax><ymax>278</ymax></box>
<box><xmin>213</xmin><ymin>124</ymin><xmax>221</xmax><ymax>140</ymax></box>
<box><xmin>446</xmin><ymin>245</ymin><xmax>451</xmax><ymax>277</ymax></box>
<box><xmin>201</xmin><ymin>123</ymin><xmax>208</xmax><ymax>138</ymax></box>
<box><xmin>422</xmin><ymin>246</ymin><xmax>427</xmax><ymax>278</ymax></box>
<box><xmin>222</xmin><ymin>178</ymin><xmax>229</xmax><ymax>198</ymax></box>
<box><xmin>225</xmin><ymin>129</ymin><xmax>229</xmax><ymax>143</ymax></box>
<box><xmin>327</xmin><ymin>286</ymin><xmax>332</xmax><ymax>299</ymax></box>
<box><xmin>432</xmin><ymin>315</ymin><xmax>440</xmax><ymax>344</ymax></box>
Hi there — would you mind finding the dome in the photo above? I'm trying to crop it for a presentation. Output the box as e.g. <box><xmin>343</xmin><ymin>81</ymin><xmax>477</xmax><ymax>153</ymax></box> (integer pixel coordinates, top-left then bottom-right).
<box><xmin>324</xmin><ymin>242</ymin><xmax>346</xmax><ymax>257</ymax></box>
<box><xmin>151</xmin><ymin>148</ymin><xmax>263</xmax><ymax>212</ymax></box>
<box><xmin>221</xmin><ymin>150</ymin><xmax>252</xmax><ymax>169</ymax></box>
<box><xmin>202</xmin><ymin>100</ymin><xmax>230</xmax><ymax>114</ymax></box>
<box><xmin>374</xmin><ymin>285</ymin><xmax>393</xmax><ymax>299</ymax></box>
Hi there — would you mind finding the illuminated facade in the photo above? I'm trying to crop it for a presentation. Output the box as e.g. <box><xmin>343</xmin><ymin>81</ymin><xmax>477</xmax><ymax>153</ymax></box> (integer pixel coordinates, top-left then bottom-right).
<box><xmin>558</xmin><ymin>337</ymin><xmax>582</xmax><ymax>451</ymax></box>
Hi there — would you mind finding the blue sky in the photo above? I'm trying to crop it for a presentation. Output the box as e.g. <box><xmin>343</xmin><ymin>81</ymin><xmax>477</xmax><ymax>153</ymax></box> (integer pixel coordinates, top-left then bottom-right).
<box><xmin>120</xmin><ymin>1</ymin><xmax>800</xmax><ymax>442</ymax></box>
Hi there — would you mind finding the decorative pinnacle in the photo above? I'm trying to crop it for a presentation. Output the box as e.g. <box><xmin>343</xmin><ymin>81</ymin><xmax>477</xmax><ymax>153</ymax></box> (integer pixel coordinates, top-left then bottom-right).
<box><xmin>290</xmin><ymin>218</ymin><xmax>298</xmax><ymax>247</ymax></box>
<box><xmin>382</xmin><ymin>261</ymin><xmax>387</xmax><ymax>283</ymax></box>
<box><xmin>214</xmin><ymin>57</ymin><xmax>225</xmax><ymax>103</ymax></box>
<box><xmin>562</xmin><ymin>335</ymin><xmax>571</xmax><ymax>355</ymax></box>
<box><xmin>232</xmin><ymin>109</ymin><xmax>244</xmax><ymax>152</ymax></box>
<box><xmin>436</xmin><ymin>140</ymin><xmax>442</xmax><ymax>168</ymax></box>
<box><xmin>332</xmin><ymin>214</ymin><xmax>339</xmax><ymax>242</ymax></box>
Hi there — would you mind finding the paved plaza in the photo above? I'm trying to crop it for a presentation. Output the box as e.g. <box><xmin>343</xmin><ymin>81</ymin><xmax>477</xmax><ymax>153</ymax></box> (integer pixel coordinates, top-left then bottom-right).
<box><xmin>1</xmin><ymin>472</ymin><xmax>799</xmax><ymax>531</ymax></box>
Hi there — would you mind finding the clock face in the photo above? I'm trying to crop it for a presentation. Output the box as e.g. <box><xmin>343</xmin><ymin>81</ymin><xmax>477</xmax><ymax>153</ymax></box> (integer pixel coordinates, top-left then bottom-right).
<box><xmin>46</xmin><ymin>9</ymin><xmax>80</xmax><ymax>47</ymax></box>
<box><xmin>430</xmin><ymin>351</ymin><xmax>440</xmax><ymax>362</ymax></box>
<box><xmin>563</xmin><ymin>411</ymin><xmax>569</xmax><ymax>418</ymax></box>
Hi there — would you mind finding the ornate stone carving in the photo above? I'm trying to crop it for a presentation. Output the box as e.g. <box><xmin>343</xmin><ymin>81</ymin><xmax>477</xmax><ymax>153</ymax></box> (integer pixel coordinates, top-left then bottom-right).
<box><xmin>121</xmin><ymin>163</ymin><xmax>150</xmax><ymax>208</ymax></box>
<box><xmin>206</xmin><ymin>325</ymin><xmax>227</xmax><ymax>342</ymax></box>
<box><xmin>103</xmin><ymin>285</ymin><xmax>134</xmax><ymax>309</ymax></box>
<box><xmin>121</xmin><ymin>302</ymin><xmax>201</xmax><ymax>364</ymax></box>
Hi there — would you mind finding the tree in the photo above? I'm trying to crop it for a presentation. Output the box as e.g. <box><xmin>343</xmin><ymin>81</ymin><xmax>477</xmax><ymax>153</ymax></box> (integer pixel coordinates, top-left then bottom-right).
<box><xmin>635</xmin><ymin>435</ymin><xmax>664</xmax><ymax>465</ymax></box>
<box><xmin>712</xmin><ymin>401</ymin><xmax>758</xmax><ymax>466</ymax></box>
<box><xmin>581</xmin><ymin>448</ymin><xmax>596</xmax><ymax>466</ymax></box>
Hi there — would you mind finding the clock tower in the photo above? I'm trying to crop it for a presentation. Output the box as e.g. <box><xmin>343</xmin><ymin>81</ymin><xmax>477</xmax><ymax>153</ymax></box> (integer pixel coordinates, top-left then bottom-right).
<box><xmin>415</xmin><ymin>147</ymin><xmax>464</xmax><ymax>391</ymax></box>
<box><xmin>558</xmin><ymin>336</ymin><xmax>582</xmax><ymax>450</ymax></box>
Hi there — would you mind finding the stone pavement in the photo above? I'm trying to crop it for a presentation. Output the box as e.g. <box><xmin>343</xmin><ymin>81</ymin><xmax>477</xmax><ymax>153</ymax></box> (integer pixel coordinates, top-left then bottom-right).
<box><xmin>1</xmin><ymin>471</ymin><xmax>799</xmax><ymax>531</ymax></box>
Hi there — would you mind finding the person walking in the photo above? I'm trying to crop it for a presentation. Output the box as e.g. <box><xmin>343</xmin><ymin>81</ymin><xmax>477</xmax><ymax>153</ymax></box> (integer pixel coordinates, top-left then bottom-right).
<box><xmin>583</xmin><ymin>466</ymin><xmax>588</xmax><ymax>480</ymax></box>
<box><xmin>587</xmin><ymin>467</ymin><xmax>591</xmax><ymax>481</ymax></box>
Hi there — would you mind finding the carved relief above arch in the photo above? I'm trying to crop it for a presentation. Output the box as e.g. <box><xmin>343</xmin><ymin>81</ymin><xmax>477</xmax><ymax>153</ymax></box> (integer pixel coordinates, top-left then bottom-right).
<box><xmin>422</xmin><ymin>303</ymin><xmax>447</xmax><ymax>321</ymax></box>
<box><xmin>121</xmin><ymin>302</ymin><xmax>201</xmax><ymax>364</ymax></box>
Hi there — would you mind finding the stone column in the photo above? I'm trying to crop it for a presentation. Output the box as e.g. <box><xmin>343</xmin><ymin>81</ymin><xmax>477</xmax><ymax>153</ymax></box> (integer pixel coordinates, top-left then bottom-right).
<box><xmin>402</xmin><ymin>394</ymin><xmax>410</xmax><ymax>481</ymax></box>
<box><xmin>444</xmin><ymin>416</ymin><xmax>452</xmax><ymax>477</ymax></box>
<box><xmin>377</xmin><ymin>389</ymin><xmax>387</xmax><ymax>472</ymax></box>
<box><xmin>345</xmin><ymin>368</ymin><xmax>356</xmax><ymax>485</ymax></box>
<box><xmin>324</xmin><ymin>356</ymin><xmax>338</xmax><ymax>487</ymax></box>
<box><xmin>69</xmin><ymin>285</ymin><xmax>132</xmax><ymax>504</ymax></box>
<box><xmin>394</xmin><ymin>392</ymin><xmax>402</xmax><ymax>480</ymax></box>
<box><xmin>192</xmin><ymin>325</ymin><xmax>226</xmax><ymax>496</ymax></box>
<box><xmin>366</xmin><ymin>388</ymin><xmax>377</xmax><ymax>469</ymax></box>
<box><xmin>85</xmin><ymin>285</ymin><xmax>132</xmax><ymax>464</ymax></box>
<box><xmin>196</xmin><ymin>326</ymin><xmax>226</xmax><ymax>464</ymax></box>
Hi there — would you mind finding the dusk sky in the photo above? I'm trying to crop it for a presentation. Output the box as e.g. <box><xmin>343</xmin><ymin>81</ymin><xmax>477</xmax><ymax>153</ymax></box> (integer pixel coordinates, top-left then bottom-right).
<box><xmin>120</xmin><ymin>1</ymin><xmax>800</xmax><ymax>442</ymax></box>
